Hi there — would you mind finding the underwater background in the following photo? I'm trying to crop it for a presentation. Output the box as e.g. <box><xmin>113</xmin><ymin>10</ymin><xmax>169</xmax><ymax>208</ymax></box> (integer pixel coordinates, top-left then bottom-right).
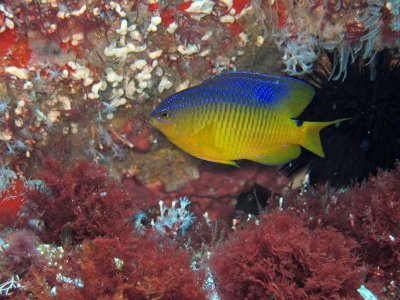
<box><xmin>0</xmin><ymin>0</ymin><xmax>399</xmax><ymax>299</ymax></box>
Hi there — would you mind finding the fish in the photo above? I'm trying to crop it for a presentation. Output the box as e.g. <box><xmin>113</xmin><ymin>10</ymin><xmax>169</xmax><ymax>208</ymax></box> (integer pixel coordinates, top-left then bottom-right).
<box><xmin>149</xmin><ymin>72</ymin><xmax>344</xmax><ymax>166</ymax></box>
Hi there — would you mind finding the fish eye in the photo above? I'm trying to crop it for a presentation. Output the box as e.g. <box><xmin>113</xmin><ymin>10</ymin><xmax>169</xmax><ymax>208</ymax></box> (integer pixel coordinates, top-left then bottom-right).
<box><xmin>160</xmin><ymin>111</ymin><xmax>170</xmax><ymax>119</ymax></box>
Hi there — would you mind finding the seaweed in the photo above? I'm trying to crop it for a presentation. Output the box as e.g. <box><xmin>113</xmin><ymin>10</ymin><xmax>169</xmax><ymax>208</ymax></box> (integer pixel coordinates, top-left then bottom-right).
<box><xmin>210</xmin><ymin>210</ymin><xmax>361</xmax><ymax>300</ymax></box>
<box><xmin>282</xmin><ymin>164</ymin><xmax>400</xmax><ymax>297</ymax></box>
<box><xmin>24</xmin><ymin>157</ymin><xmax>137</xmax><ymax>245</ymax></box>
<box><xmin>1</xmin><ymin>229</ymin><xmax>40</xmax><ymax>275</ymax></box>
<box><xmin>24</xmin><ymin>235</ymin><xmax>206</xmax><ymax>299</ymax></box>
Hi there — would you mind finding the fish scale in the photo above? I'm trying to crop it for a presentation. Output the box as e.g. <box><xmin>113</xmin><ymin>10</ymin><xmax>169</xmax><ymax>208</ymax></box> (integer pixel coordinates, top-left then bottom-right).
<box><xmin>150</xmin><ymin>72</ymin><xmax>344</xmax><ymax>166</ymax></box>
<box><xmin>239</xmin><ymin>110</ymin><xmax>247</xmax><ymax>156</ymax></box>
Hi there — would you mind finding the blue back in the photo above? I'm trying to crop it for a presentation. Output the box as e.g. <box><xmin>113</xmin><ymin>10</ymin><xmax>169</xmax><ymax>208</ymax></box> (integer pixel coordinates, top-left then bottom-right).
<box><xmin>151</xmin><ymin>72</ymin><xmax>312</xmax><ymax>117</ymax></box>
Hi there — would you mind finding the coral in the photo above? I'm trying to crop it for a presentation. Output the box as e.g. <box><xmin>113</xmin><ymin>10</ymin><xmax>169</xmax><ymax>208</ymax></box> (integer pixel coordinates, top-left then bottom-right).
<box><xmin>3</xmin><ymin>1</ymin><xmax>112</xmax><ymax>58</ymax></box>
<box><xmin>257</xmin><ymin>1</ymin><xmax>400</xmax><ymax>77</ymax></box>
<box><xmin>0</xmin><ymin>98</ymin><xmax>9</xmax><ymax>114</ymax></box>
<box><xmin>0</xmin><ymin>0</ymin><xmax>271</xmax><ymax>174</ymax></box>
<box><xmin>283</xmin><ymin>50</ymin><xmax>400</xmax><ymax>187</ymax></box>
<box><xmin>0</xmin><ymin>275</ymin><xmax>22</xmax><ymax>296</ymax></box>
<box><xmin>276</xmin><ymin>28</ymin><xmax>320</xmax><ymax>75</ymax></box>
<box><xmin>134</xmin><ymin>197</ymin><xmax>196</xmax><ymax>237</ymax></box>
<box><xmin>210</xmin><ymin>210</ymin><xmax>361</xmax><ymax>300</ymax></box>
<box><xmin>24</xmin><ymin>157</ymin><xmax>138</xmax><ymax>245</ymax></box>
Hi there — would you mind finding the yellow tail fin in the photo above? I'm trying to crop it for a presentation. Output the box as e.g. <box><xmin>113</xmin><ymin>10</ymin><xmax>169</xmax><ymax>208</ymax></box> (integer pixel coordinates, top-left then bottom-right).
<box><xmin>301</xmin><ymin>119</ymin><xmax>349</xmax><ymax>158</ymax></box>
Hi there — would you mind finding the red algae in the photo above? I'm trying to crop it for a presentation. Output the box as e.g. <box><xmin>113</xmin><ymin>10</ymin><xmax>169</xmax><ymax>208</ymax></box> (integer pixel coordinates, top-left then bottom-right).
<box><xmin>0</xmin><ymin>29</ymin><xmax>31</xmax><ymax>73</ymax></box>
<box><xmin>232</xmin><ymin>0</ymin><xmax>251</xmax><ymax>15</ymax></box>
<box><xmin>229</xmin><ymin>21</ymin><xmax>243</xmax><ymax>37</ymax></box>
<box><xmin>0</xmin><ymin>178</ymin><xmax>25</xmax><ymax>227</ymax></box>
<box><xmin>281</xmin><ymin>165</ymin><xmax>400</xmax><ymax>297</ymax></box>
<box><xmin>15</xmin><ymin>234</ymin><xmax>206</xmax><ymax>299</ymax></box>
<box><xmin>50</xmin><ymin>236</ymin><xmax>207</xmax><ymax>299</ymax></box>
<box><xmin>23</xmin><ymin>157</ymin><xmax>137</xmax><ymax>245</ymax></box>
<box><xmin>210</xmin><ymin>210</ymin><xmax>361</xmax><ymax>300</ymax></box>
<box><xmin>1</xmin><ymin>157</ymin><xmax>397</xmax><ymax>298</ymax></box>
<box><xmin>122</xmin><ymin>117</ymin><xmax>153</xmax><ymax>152</ymax></box>
<box><xmin>0</xmin><ymin>29</ymin><xmax>17</xmax><ymax>57</ymax></box>
<box><xmin>160</xmin><ymin>8</ymin><xmax>175</xmax><ymax>27</ymax></box>
<box><xmin>2</xmin><ymin>229</ymin><xmax>40</xmax><ymax>275</ymax></box>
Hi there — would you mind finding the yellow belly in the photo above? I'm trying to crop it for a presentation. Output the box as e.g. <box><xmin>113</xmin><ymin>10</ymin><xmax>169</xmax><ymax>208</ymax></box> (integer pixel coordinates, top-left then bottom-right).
<box><xmin>179</xmin><ymin>106</ymin><xmax>301</xmax><ymax>164</ymax></box>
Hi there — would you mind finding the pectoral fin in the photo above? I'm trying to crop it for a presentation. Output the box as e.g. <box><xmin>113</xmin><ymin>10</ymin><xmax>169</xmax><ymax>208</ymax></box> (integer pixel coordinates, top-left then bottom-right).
<box><xmin>195</xmin><ymin>121</ymin><xmax>216</xmax><ymax>146</ymax></box>
<box><xmin>250</xmin><ymin>145</ymin><xmax>301</xmax><ymax>165</ymax></box>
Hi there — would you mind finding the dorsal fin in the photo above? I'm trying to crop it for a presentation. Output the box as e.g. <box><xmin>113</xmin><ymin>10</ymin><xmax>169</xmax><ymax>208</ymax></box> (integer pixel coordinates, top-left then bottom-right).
<box><xmin>280</xmin><ymin>77</ymin><xmax>315</xmax><ymax>118</ymax></box>
<box><xmin>202</xmin><ymin>72</ymin><xmax>315</xmax><ymax>118</ymax></box>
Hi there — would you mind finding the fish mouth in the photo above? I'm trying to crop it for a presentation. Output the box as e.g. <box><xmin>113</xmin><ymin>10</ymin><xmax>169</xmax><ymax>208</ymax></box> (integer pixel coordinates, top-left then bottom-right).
<box><xmin>149</xmin><ymin>117</ymin><xmax>160</xmax><ymax>128</ymax></box>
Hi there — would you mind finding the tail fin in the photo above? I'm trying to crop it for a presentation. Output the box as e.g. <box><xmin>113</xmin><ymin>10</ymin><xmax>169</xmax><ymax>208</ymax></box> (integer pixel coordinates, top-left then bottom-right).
<box><xmin>301</xmin><ymin>118</ymin><xmax>349</xmax><ymax>158</ymax></box>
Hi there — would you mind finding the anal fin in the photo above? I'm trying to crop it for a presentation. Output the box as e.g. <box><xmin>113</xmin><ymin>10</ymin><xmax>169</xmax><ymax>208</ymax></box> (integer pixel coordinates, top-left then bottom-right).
<box><xmin>250</xmin><ymin>145</ymin><xmax>301</xmax><ymax>165</ymax></box>
<box><xmin>199</xmin><ymin>157</ymin><xmax>239</xmax><ymax>167</ymax></box>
